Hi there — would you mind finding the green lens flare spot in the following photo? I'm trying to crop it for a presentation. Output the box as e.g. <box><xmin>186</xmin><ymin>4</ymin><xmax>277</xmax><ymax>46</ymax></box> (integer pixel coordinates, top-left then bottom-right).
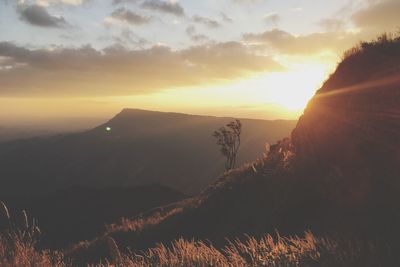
<box><xmin>106</xmin><ymin>127</ymin><xmax>111</xmax><ymax>132</ymax></box>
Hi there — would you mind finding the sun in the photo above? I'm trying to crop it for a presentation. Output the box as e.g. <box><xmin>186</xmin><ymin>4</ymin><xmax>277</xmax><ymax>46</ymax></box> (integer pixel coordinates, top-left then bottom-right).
<box><xmin>109</xmin><ymin>61</ymin><xmax>330</xmax><ymax>120</ymax></box>
<box><xmin>264</xmin><ymin>64</ymin><xmax>328</xmax><ymax>112</ymax></box>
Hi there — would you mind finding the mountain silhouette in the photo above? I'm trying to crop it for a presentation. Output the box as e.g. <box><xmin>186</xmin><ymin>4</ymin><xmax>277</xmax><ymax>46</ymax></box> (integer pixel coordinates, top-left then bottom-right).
<box><xmin>0</xmin><ymin>109</ymin><xmax>296</xmax><ymax>197</ymax></box>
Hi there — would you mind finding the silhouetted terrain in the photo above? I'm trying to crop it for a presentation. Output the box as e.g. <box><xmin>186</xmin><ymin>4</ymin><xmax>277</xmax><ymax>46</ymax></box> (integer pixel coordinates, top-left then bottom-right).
<box><xmin>65</xmin><ymin>35</ymin><xmax>400</xmax><ymax>265</ymax></box>
<box><xmin>0</xmin><ymin>111</ymin><xmax>296</xmax><ymax>196</ymax></box>
<box><xmin>2</xmin><ymin>185</ymin><xmax>184</xmax><ymax>249</ymax></box>
<box><xmin>0</xmin><ymin>127</ymin><xmax>56</xmax><ymax>142</ymax></box>
<box><xmin>1</xmin><ymin>35</ymin><xmax>399</xmax><ymax>266</ymax></box>
<box><xmin>0</xmin><ymin>118</ymin><xmax>105</xmax><ymax>142</ymax></box>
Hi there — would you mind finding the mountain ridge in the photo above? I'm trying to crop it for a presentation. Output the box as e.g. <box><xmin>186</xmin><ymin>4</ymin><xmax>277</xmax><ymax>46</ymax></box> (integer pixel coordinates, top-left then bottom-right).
<box><xmin>0</xmin><ymin>109</ymin><xmax>296</xmax><ymax>197</ymax></box>
<box><xmin>115</xmin><ymin>108</ymin><xmax>293</xmax><ymax>122</ymax></box>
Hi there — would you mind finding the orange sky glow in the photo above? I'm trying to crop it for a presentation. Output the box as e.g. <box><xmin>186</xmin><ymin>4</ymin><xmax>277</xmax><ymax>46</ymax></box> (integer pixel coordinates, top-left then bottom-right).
<box><xmin>1</xmin><ymin>0</ymin><xmax>399</xmax><ymax>128</ymax></box>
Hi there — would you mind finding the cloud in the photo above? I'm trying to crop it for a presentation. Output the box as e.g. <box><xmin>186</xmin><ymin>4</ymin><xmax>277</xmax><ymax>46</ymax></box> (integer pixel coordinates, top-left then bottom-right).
<box><xmin>0</xmin><ymin>42</ymin><xmax>282</xmax><ymax>97</ymax></box>
<box><xmin>233</xmin><ymin>0</ymin><xmax>265</xmax><ymax>2</ymax></box>
<box><xmin>263</xmin><ymin>12</ymin><xmax>280</xmax><ymax>25</ymax></box>
<box><xmin>141</xmin><ymin>0</ymin><xmax>184</xmax><ymax>16</ymax></box>
<box><xmin>17</xmin><ymin>4</ymin><xmax>67</xmax><ymax>27</ymax></box>
<box><xmin>352</xmin><ymin>0</ymin><xmax>400</xmax><ymax>30</ymax></box>
<box><xmin>318</xmin><ymin>18</ymin><xmax>346</xmax><ymax>31</ymax></box>
<box><xmin>192</xmin><ymin>15</ymin><xmax>220</xmax><ymax>28</ymax></box>
<box><xmin>34</xmin><ymin>0</ymin><xmax>90</xmax><ymax>6</ymax></box>
<box><xmin>220</xmin><ymin>12</ymin><xmax>233</xmax><ymax>23</ymax></box>
<box><xmin>291</xmin><ymin>7</ymin><xmax>303</xmax><ymax>12</ymax></box>
<box><xmin>186</xmin><ymin>26</ymin><xmax>210</xmax><ymax>43</ymax></box>
<box><xmin>241</xmin><ymin>0</ymin><xmax>400</xmax><ymax>58</ymax></box>
<box><xmin>112</xmin><ymin>0</ymin><xmax>138</xmax><ymax>4</ymax></box>
<box><xmin>113</xmin><ymin>29</ymin><xmax>149</xmax><ymax>48</ymax></box>
<box><xmin>107</xmin><ymin>7</ymin><xmax>151</xmax><ymax>25</ymax></box>
<box><xmin>243</xmin><ymin>29</ymin><xmax>361</xmax><ymax>55</ymax></box>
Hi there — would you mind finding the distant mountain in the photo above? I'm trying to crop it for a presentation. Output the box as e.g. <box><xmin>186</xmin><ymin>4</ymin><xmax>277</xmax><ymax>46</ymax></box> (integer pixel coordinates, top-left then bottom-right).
<box><xmin>0</xmin><ymin>109</ymin><xmax>296</xmax><ymax>196</ymax></box>
<box><xmin>0</xmin><ymin>118</ymin><xmax>105</xmax><ymax>142</ymax></box>
<box><xmin>0</xmin><ymin>127</ymin><xmax>56</xmax><ymax>142</ymax></box>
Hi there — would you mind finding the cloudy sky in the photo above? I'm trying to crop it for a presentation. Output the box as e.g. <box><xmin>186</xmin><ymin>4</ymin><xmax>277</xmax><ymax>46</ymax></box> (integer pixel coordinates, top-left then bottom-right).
<box><xmin>0</xmin><ymin>0</ymin><xmax>399</xmax><ymax>126</ymax></box>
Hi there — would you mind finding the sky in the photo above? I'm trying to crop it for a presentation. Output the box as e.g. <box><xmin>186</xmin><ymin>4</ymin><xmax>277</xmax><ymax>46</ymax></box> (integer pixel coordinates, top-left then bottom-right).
<box><xmin>0</xmin><ymin>0</ymin><xmax>399</xmax><ymax>127</ymax></box>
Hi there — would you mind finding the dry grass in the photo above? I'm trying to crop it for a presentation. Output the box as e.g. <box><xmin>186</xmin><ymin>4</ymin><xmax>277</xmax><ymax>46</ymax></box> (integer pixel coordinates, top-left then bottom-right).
<box><xmin>0</xmin><ymin>202</ymin><xmax>68</xmax><ymax>267</ymax></box>
<box><xmin>341</xmin><ymin>32</ymin><xmax>400</xmax><ymax>60</ymax></box>
<box><xmin>0</xmin><ymin>198</ymin><xmax>393</xmax><ymax>267</ymax></box>
<box><xmin>0</xmin><ymin>229</ymin><xmax>389</xmax><ymax>267</ymax></box>
<box><xmin>95</xmin><ymin>231</ymin><xmax>385</xmax><ymax>267</ymax></box>
<box><xmin>1</xmin><ymin>201</ymin><xmax>387</xmax><ymax>267</ymax></box>
<box><xmin>105</xmin><ymin>202</ymin><xmax>187</xmax><ymax>234</ymax></box>
<box><xmin>0</xmin><ymin>129</ymin><xmax>394</xmax><ymax>266</ymax></box>
<box><xmin>0</xmin><ymin>234</ymin><xmax>66</xmax><ymax>267</ymax></box>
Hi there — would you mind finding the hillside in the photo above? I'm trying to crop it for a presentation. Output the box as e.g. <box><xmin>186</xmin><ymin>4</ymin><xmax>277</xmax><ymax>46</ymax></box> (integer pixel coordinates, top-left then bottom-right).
<box><xmin>0</xmin><ymin>118</ymin><xmax>103</xmax><ymax>142</ymax></box>
<box><xmin>2</xmin><ymin>185</ymin><xmax>185</xmax><ymax>249</ymax></box>
<box><xmin>66</xmin><ymin>35</ymin><xmax>400</xmax><ymax>265</ymax></box>
<box><xmin>0</xmin><ymin>127</ymin><xmax>56</xmax><ymax>142</ymax></box>
<box><xmin>0</xmin><ymin>110</ymin><xmax>296</xmax><ymax>196</ymax></box>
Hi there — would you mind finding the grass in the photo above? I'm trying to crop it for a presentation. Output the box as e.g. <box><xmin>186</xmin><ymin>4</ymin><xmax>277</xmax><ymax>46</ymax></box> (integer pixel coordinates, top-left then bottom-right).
<box><xmin>0</xmin><ymin>202</ymin><xmax>67</xmax><ymax>267</ymax></box>
<box><xmin>0</xmin><ymin>144</ymin><xmax>394</xmax><ymax>267</ymax></box>
<box><xmin>0</xmin><ymin>140</ymin><xmax>396</xmax><ymax>266</ymax></box>
<box><xmin>318</xmin><ymin>32</ymin><xmax>400</xmax><ymax>95</ymax></box>
<box><xmin>105</xmin><ymin>202</ymin><xmax>187</xmax><ymax>234</ymax></box>
<box><xmin>341</xmin><ymin>32</ymin><xmax>400</xmax><ymax>61</ymax></box>
<box><xmin>119</xmin><ymin>232</ymin><xmax>388</xmax><ymax>267</ymax></box>
<box><xmin>0</xmin><ymin>217</ymin><xmax>391</xmax><ymax>267</ymax></box>
<box><xmin>114</xmin><ymin>233</ymin><xmax>322</xmax><ymax>266</ymax></box>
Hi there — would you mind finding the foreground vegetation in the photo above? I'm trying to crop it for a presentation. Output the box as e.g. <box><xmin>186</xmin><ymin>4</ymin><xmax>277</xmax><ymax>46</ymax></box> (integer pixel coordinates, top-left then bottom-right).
<box><xmin>102</xmin><ymin>233</ymin><xmax>392</xmax><ymax>267</ymax></box>
<box><xmin>0</xmin><ymin>202</ymin><xmax>65</xmax><ymax>266</ymax></box>
<box><xmin>0</xmin><ymin>215</ymin><xmax>391</xmax><ymax>267</ymax></box>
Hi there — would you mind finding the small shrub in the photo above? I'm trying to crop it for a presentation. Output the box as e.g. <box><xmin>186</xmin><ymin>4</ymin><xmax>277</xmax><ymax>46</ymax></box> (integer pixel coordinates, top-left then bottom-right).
<box><xmin>213</xmin><ymin>119</ymin><xmax>242</xmax><ymax>171</ymax></box>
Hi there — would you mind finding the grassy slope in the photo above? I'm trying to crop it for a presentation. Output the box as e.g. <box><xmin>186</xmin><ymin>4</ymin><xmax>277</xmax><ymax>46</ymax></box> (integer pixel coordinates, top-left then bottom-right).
<box><xmin>3</xmin><ymin>185</ymin><xmax>185</xmax><ymax>249</ymax></box>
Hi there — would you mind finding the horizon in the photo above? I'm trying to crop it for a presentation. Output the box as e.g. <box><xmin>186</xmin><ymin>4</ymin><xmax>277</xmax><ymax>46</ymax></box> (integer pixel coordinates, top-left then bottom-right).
<box><xmin>1</xmin><ymin>0</ymin><xmax>399</xmax><ymax>127</ymax></box>
<box><xmin>0</xmin><ymin>107</ymin><xmax>301</xmax><ymax>144</ymax></box>
<box><xmin>1</xmin><ymin>107</ymin><xmax>299</xmax><ymax>134</ymax></box>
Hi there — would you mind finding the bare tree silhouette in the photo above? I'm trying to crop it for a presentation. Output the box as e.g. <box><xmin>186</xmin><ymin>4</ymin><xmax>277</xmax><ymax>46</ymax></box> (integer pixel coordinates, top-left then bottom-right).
<box><xmin>213</xmin><ymin>119</ymin><xmax>242</xmax><ymax>171</ymax></box>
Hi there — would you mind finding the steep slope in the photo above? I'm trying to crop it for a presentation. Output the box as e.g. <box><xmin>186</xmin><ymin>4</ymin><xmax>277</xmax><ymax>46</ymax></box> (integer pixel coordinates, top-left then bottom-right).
<box><xmin>293</xmin><ymin>35</ymin><xmax>400</xmax><ymax>168</ymax></box>
<box><xmin>68</xmin><ymin>36</ymin><xmax>400</xmax><ymax>264</ymax></box>
<box><xmin>0</xmin><ymin>110</ymin><xmax>296</xmax><ymax>196</ymax></box>
<box><xmin>291</xmin><ymin>36</ymin><xmax>400</xmax><ymax>217</ymax></box>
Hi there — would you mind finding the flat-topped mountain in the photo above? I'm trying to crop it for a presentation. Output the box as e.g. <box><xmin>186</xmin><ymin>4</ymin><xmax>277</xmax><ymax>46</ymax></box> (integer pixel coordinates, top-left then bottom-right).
<box><xmin>0</xmin><ymin>109</ymin><xmax>296</xmax><ymax>196</ymax></box>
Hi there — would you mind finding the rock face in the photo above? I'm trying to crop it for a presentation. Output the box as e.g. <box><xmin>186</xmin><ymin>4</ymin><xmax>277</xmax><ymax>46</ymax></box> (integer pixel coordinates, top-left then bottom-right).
<box><xmin>292</xmin><ymin>38</ymin><xmax>400</xmax><ymax>209</ymax></box>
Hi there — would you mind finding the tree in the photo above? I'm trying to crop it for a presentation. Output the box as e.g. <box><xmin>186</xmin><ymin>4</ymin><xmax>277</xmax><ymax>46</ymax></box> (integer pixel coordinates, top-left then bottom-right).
<box><xmin>213</xmin><ymin>119</ymin><xmax>242</xmax><ymax>171</ymax></box>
